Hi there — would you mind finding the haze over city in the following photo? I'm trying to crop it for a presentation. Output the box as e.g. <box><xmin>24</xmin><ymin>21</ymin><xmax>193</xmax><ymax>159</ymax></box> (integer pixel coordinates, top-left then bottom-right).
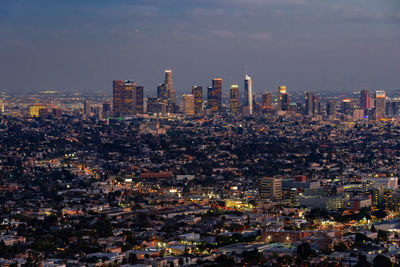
<box><xmin>1</xmin><ymin>0</ymin><xmax>400</xmax><ymax>93</ymax></box>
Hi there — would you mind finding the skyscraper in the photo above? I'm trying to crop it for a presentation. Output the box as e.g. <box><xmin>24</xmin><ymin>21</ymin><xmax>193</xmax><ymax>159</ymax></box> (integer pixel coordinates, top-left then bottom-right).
<box><xmin>375</xmin><ymin>90</ymin><xmax>386</xmax><ymax>120</ymax></box>
<box><xmin>192</xmin><ymin>86</ymin><xmax>203</xmax><ymax>116</ymax></box>
<box><xmin>157</xmin><ymin>84</ymin><xmax>167</xmax><ymax>100</ymax></box>
<box><xmin>278</xmin><ymin>86</ymin><xmax>289</xmax><ymax>111</ymax></box>
<box><xmin>326</xmin><ymin>101</ymin><xmax>336</xmax><ymax>116</ymax></box>
<box><xmin>157</xmin><ymin>70</ymin><xmax>178</xmax><ymax>114</ymax></box>
<box><xmin>84</xmin><ymin>100</ymin><xmax>91</xmax><ymax>118</ymax></box>
<box><xmin>210</xmin><ymin>78</ymin><xmax>222</xmax><ymax>113</ymax></box>
<box><xmin>341</xmin><ymin>99</ymin><xmax>353</xmax><ymax>115</ymax></box>
<box><xmin>207</xmin><ymin>86</ymin><xmax>213</xmax><ymax>110</ymax></box>
<box><xmin>183</xmin><ymin>94</ymin><xmax>195</xmax><ymax>116</ymax></box>
<box><xmin>135</xmin><ymin>86</ymin><xmax>144</xmax><ymax>114</ymax></box>
<box><xmin>261</xmin><ymin>92</ymin><xmax>273</xmax><ymax>110</ymax></box>
<box><xmin>164</xmin><ymin>70</ymin><xmax>173</xmax><ymax>92</ymax></box>
<box><xmin>305</xmin><ymin>92</ymin><xmax>314</xmax><ymax>116</ymax></box>
<box><xmin>313</xmin><ymin>96</ymin><xmax>321</xmax><ymax>116</ymax></box>
<box><xmin>230</xmin><ymin>85</ymin><xmax>239</xmax><ymax>115</ymax></box>
<box><xmin>113</xmin><ymin>80</ymin><xmax>135</xmax><ymax>117</ymax></box>
<box><xmin>103</xmin><ymin>103</ymin><xmax>112</xmax><ymax>118</ymax></box>
<box><xmin>360</xmin><ymin>90</ymin><xmax>370</xmax><ymax>110</ymax></box>
<box><xmin>157</xmin><ymin>70</ymin><xmax>174</xmax><ymax>102</ymax></box>
<box><xmin>244</xmin><ymin>74</ymin><xmax>253</xmax><ymax>115</ymax></box>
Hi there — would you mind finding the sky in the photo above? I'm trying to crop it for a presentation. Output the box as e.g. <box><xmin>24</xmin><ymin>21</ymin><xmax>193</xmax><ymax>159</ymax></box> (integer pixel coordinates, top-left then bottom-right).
<box><xmin>0</xmin><ymin>0</ymin><xmax>399</xmax><ymax>95</ymax></box>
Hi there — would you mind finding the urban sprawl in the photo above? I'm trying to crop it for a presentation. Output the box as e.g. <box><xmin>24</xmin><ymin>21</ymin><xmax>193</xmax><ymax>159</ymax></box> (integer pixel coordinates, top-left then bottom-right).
<box><xmin>1</xmin><ymin>70</ymin><xmax>400</xmax><ymax>266</ymax></box>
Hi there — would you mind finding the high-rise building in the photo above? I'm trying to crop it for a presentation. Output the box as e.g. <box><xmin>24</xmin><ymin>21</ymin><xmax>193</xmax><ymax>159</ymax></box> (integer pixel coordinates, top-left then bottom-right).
<box><xmin>341</xmin><ymin>99</ymin><xmax>353</xmax><ymax>115</ymax></box>
<box><xmin>259</xmin><ymin>177</ymin><xmax>282</xmax><ymax>200</ymax></box>
<box><xmin>360</xmin><ymin>90</ymin><xmax>370</xmax><ymax>110</ymax></box>
<box><xmin>375</xmin><ymin>90</ymin><xmax>386</xmax><ymax>120</ymax></box>
<box><xmin>157</xmin><ymin>70</ymin><xmax>178</xmax><ymax>114</ymax></box>
<box><xmin>278</xmin><ymin>85</ymin><xmax>287</xmax><ymax>95</ymax></box>
<box><xmin>390</xmin><ymin>100</ymin><xmax>400</xmax><ymax>117</ymax></box>
<box><xmin>278</xmin><ymin>86</ymin><xmax>289</xmax><ymax>111</ymax></box>
<box><xmin>0</xmin><ymin>99</ymin><xmax>4</xmax><ymax>114</ymax></box>
<box><xmin>192</xmin><ymin>86</ymin><xmax>203</xmax><ymax>116</ymax></box>
<box><xmin>183</xmin><ymin>94</ymin><xmax>195</xmax><ymax>116</ymax></box>
<box><xmin>326</xmin><ymin>101</ymin><xmax>336</xmax><ymax>116</ymax></box>
<box><xmin>157</xmin><ymin>70</ymin><xmax>174</xmax><ymax>101</ymax></box>
<box><xmin>147</xmin><ymin>97</ymin><xmax>166</xmax><ymax>115</ymax></box>
<box><xmin>230</xmin><ymin>85</ymin><xmax>240</xmax><ymax>115</ymax></box>
<box><xmin>135</xmin><ymin>86</ymin><xmax>144</xmax><ymax>114</ymax></box>
<box><xmin>244</xmin><ymin>74</ymin><xmax>253</xmax><ymax>115</ymax></box>
<box><xmin>261</xmin><ymin>92</ymin><xmax>273</xmax><ymax>109</ymax></box>
<box><xmin>305</xmin><ymin>92</ymin><xmax>313</xmax><ymax>116</ymax></box>
<box><xmin>84</xmin><ymin>100</ymin><xmax>92</xmax><ymax>118</ymax></box>
<box><xmin>210</xmin><ymin>78</ymin><xmax>222</xmax><ymax>113</ymax></box>
<box><xmin>157</xmin><ymin>84</ymin><xmax>167</xmax><ymax>100</ymax></box>
<box><xmin>164</xmin><ymin>70</ymin><xmax>173</xmax><ymax>93</ymax></box>
<box><xmin>313</xmin><ymin>96</ymin><xmax>321</xmax><ymax>116</ymax></box>
<box><xmin>353</xmin><ymin>109</ymin><xmax>364</xmax><ymax>121</ymax></box>
<box><xmin>103</xmin><ymin>103</ymin><xmax>112</xmax><ymax>118</ymax></box>
<box><xmin>113</xmin><ymin>80</ymin><xmax>135</xmax><ymax>117</ymax></box>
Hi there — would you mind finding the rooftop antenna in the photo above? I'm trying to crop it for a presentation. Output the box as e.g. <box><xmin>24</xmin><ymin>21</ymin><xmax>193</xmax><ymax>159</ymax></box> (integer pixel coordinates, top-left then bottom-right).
<box><xmin>245</xmin><ymin>65</ymin><xmax>248</xmax><ymax>76</ymax></box>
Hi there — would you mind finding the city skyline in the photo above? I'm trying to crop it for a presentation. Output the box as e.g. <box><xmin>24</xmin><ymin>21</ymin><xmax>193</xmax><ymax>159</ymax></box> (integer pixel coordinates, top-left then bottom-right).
<box><xmin>0</xmin><ymin>0</ymin><xmax>399</xmax><ymax>93</ymax></box>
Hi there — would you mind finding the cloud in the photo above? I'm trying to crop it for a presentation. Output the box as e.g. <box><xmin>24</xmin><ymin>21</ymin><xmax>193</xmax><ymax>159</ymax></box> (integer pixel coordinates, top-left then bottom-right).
<box><xmin>248</xmin><ymin>32</ymin><xmax>273</xmax><ymax>41</ymax></box>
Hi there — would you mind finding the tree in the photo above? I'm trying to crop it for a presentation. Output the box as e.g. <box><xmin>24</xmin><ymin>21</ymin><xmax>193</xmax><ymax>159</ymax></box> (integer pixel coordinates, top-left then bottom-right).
<box><xmin>334</xmin><ymin>242</ymin><xmax>348</xmax><ymax>252</ymax></box>
<box><xmin>372</xmin><ymin>209</ymin><xmax>387</xmax><ymax>219</ymax></box>
<box><xmin>356</xmin><ymin>254</ymin><xmax>371</xmax><ymax>267</ymax></box>
<box><xmin>355</xmin><ymin>233</ymin><xmax>370</xmax><ymax>243</ymax></box>
<box><xmin>377</xmin><ymin>230</ymin><xmax>388</xmax><ymax>242</ymax></box>
<box><xmin>373</xmin><ymin>255</ymin><xmax>391</xmax><ymax>267</ymax></box>
<box><xmin>297</xmin><ymin>242</ymin><xmax>312</xmax><ymax>260</ymax></box>
<box><xmin>128</xmin><ymin>253</ymin><xmax>137</xmax><ymax>264</ymax></box>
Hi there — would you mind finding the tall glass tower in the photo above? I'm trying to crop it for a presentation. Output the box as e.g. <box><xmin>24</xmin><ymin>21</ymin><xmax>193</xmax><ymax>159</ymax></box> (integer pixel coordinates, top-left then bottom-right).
<box><xmin>244</xmin><ymin>74</ymin><xmax>253</xmax><ymax>115</ymax></box>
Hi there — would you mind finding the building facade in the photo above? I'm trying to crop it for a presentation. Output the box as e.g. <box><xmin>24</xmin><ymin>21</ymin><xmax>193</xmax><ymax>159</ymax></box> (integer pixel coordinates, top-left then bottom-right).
<box><xmin>192</xmin><ymin>86</ymin><xmax>203</xmax><ymax>116</ymax></box>
<box><xmin>113</xmin><ymin>80</ymin><xmax>135</xmax><ymax>117</ymax></box>
<box><xmin>230</xmin><ymin>85</ymin><xmax>240</xmax><ymax>115</ymax></box>
<box><xmin>244</xmin><ymin>74</ymin><xmax>253</xmax><ymax>115</ymax></box>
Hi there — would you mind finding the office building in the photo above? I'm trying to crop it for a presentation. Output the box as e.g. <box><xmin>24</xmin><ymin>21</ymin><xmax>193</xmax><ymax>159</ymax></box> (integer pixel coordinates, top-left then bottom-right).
<box><xmin>244</xmin><ymin>74</ymin><xmax>253</xmax><ymax>115</ymax></box>
<box><xmin>135</xmin><ymin>86</ymin><xmax>144</xmax><ymax>114</ymax></box>
<box><xmin>147</xmin><ymin>97</ymin><xmax>166</xmax><ymax>115</ymax></box>
<box><xmin>0</xmin><ymin>99</ymin><xmax>4</xmax><ymax>114</ymax></box>
<box><xmin>360</xmin><ymin>90</ymin><xmax>370</xmax><ymax>110</ymax></box>
<box><xmin>313</xmin><ymin>96</ymin><xmax>321</xmax><ymax>115</ymax></box>
<box><xmin>305</xmin><ymin>92</ymin><xmax>314</xmax><ymax>116</ymax></box>
<box><xmin>84</xmin><ymin>100</ymin><xmax>92</xmax><ymax>118</ymax></box>
<box><xmin>157</xmin><ymin>70</ymin><xmax>176</xmax><ymax>110</ymax></box>
<box><xmin>29</xmin><ymin>104</ymin><xmax>46</xmax><ymax>118</ymax></box>
<box><xmin>183</xmin><ymin>94</ymin><xmax>195</xmax><ymax>116</ymax></box>
<box><xmin>341</xmin><ymin>99</ymin><xmax>353</xmax><ymax>115</ymax></box>
<box><xmin>375</xmin><ymin>90</ymin><xmax>386</xmax><ymax>120</ymax></box>
<box><xmin>261</xmin><ymin>92</ymin><xmax>273</xmax><ymax>110</ymax></box>
<box><xmin>113</xmin><ymin>80</ymin><xmax>135</xmax><ymax>117</ymax></box>
<box><xmin>192</xmin><ymin>86</ymin><xmax>203</xmax><ymax>116</ymax></box>
<box><xmin>278</xmin><ymin>86</ymin><xmax>289</xmax><ymax>111</ymax></box>
<box><xmin>259</xmin><ymin>177</ymin><xmax>282</xmax><ymax>200</ymax></box>
<box><xmin>353</xmin><ymin>109</ymin><xmax>364</xmax><ymax>121</ymax></box>
<box><xmin>209</xmin><ymin>78</ymin><xmax>222</xmax><ymax>113</ymax></box>
<box><xmin>230</xmin><ymin>85</ymin><xmax>240</xmax><ymax>115</ymax></box>
<box><xmin>326</xmin><ymin>101</ymin><xmax>336</xmax><ymax>116</ymax></box>
<box><xmin>157</xmin><ymin>84</ymin><xmax>167</xmax><ymax>100</ymax></box>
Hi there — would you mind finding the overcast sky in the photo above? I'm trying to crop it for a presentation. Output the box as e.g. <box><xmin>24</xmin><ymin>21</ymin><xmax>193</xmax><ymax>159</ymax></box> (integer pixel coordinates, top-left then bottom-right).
<box><xmin>0</xmin><ymin>0</ymin><xmax>399</xmax><ymax>95</ymax></box>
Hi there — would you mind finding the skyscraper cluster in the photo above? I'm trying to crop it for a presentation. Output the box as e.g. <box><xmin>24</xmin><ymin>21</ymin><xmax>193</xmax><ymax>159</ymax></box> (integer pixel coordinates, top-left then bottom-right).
<box><xmin>110</xmin><ymin>69</ymin><xmax>395</xmax><ymax>121</ymax></box>
<box><xmin>113</xmin><ymin>80</ymin><xmax>143</xmax><ymax>117</ymax></box>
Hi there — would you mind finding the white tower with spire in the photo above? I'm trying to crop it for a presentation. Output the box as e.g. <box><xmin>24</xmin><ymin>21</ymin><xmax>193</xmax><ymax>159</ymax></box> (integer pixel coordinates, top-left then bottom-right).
<box><xmin>244</xmin><ymin>69</ymin><xmax>253</xmax><ymax>115</ymax></box>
